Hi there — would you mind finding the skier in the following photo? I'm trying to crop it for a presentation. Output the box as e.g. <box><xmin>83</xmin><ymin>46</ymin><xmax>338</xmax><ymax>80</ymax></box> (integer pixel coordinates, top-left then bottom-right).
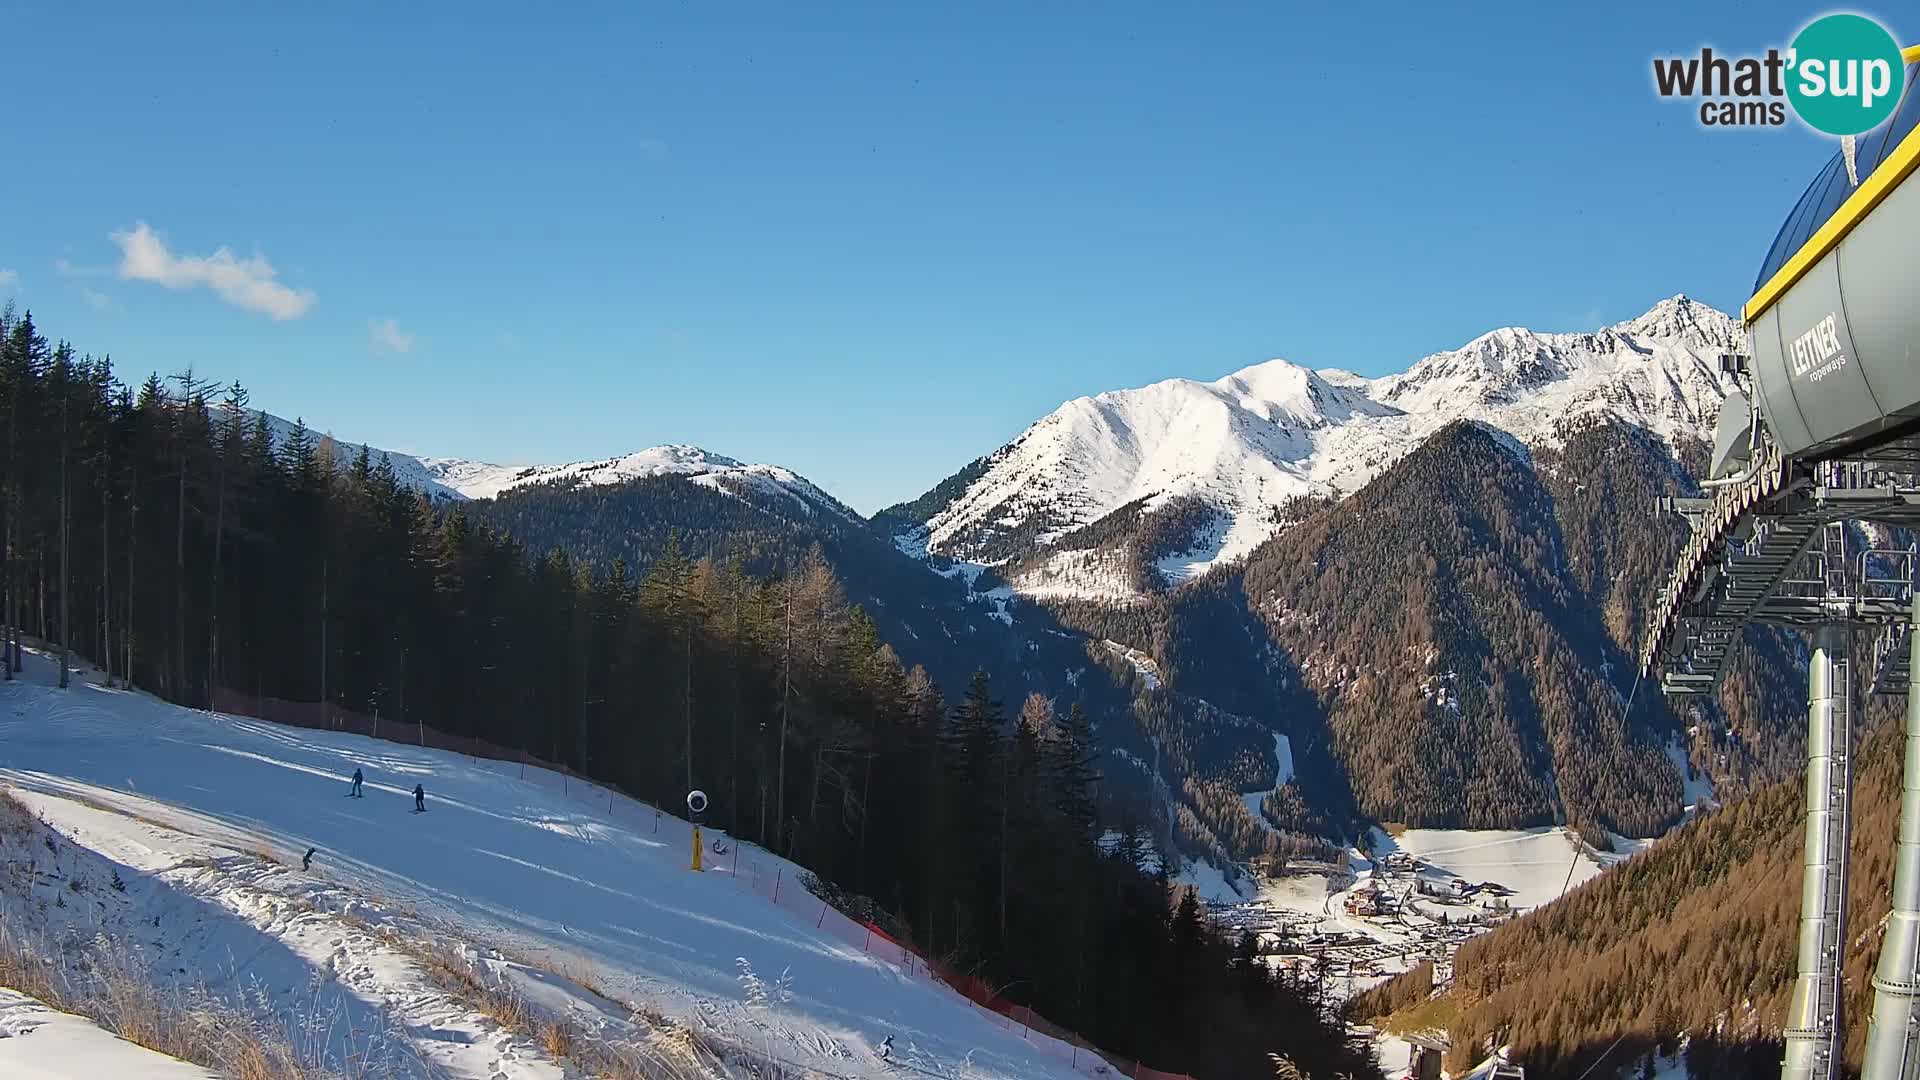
<box><xmin>301</xmin><ymin>847</ymin><xmax>317</xmax><ymax>872</ymax></box>
<box><xmin>348</xmin><ymin>768</ymin><xmax>363</xmax><ymax>798</ymax></box>
<box><xmin>878</xmin><ymin>1035</ymin><xmax>894</xmax><ymax>1061</ymax></box>
<box><xmin>413</xmin><ymin>784</ymin><xmax>426</xmax><ymax>813</ymax></box>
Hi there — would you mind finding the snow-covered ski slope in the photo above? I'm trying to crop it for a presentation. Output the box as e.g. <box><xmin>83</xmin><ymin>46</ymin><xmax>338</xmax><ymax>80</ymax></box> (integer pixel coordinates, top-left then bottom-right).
<box><xmin>0</xmin><ymin>651</ymin><xmax>1113</xmax><ymax>1080</ymax></box>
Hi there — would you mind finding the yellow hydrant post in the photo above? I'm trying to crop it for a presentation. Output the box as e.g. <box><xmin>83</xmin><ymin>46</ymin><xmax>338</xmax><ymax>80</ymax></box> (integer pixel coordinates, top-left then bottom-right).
<box><xmin>691</xmin><ymin>825</ymin><xmax>703</xmax><ymax>872</ymax></box>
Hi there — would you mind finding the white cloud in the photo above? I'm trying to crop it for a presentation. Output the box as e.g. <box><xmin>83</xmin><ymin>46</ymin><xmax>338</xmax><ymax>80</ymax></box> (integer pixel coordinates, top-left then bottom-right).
<box><xmin>111</xmin><ymin>221</ymin><xmax>315</xmax><ymax>320</ymax></box>
<box><xmin>369</xmin><ymin>317</ymin><xmax>415</xmax><ymax>354</ymax></box>
<box><xmin>82</xmin><ymin>287</ymin><xmax>115</xmax><ymax>312</ymax></box>
<box><xmin>0</xmin><ymin>269</ymin><xmax>17</xmax><ymax>289</ymax></box>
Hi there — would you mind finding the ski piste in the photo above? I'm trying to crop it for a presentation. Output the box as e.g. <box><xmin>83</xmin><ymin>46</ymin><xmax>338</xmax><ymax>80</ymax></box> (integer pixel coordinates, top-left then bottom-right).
<box><xmin>0</xmin><ymin>649</ymin><xmax>1124</xmax><ymax>1079</ymax></box>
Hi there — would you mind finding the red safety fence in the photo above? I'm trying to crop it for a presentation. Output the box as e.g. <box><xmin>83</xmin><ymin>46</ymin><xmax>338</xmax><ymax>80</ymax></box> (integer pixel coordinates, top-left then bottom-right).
<box><xmin>209</xmin><ymin>687</ymin><xmax>1194</xmax><ymax>1079</ymax></box>
<box><xmin>859</xmin><ymin>924</ymin><xmax>1195</xmax><ymax>1080</ymax></box>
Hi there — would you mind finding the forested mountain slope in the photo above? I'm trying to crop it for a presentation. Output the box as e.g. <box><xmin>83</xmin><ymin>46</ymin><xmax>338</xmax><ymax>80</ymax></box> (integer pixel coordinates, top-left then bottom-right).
<box><xmin>1382</xmin><ymin>702</ymin><xmax>1905</xmax><ymax>1079</ymax></box>
<box><xmin>1234</xmin><ymin>420</ymin><xmax>1677</xmax><ymax>834</ymax></box>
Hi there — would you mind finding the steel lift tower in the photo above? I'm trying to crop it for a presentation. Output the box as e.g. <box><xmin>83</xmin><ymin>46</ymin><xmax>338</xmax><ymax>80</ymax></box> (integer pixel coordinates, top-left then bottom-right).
<box><xmin>1643</xmin><ymin>45</ymin><xmax>1920</xmax><ymax>1080</ymax></box>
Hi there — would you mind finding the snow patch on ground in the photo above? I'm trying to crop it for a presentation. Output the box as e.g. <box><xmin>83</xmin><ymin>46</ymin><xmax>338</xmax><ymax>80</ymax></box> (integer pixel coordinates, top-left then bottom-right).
<box><xmin>1667</xmin><ymin>738</ymin><xmax>1717</xmax><ymax>816</ymax></box>
<box><xmin>0</xmin><ymin>988</ymin><xmax>215</xmax><ymax>1079</ymax></box>
<box><xmin>1009</xmin><ymin>548</ymin><xmax>1144</xmax><ymax>602</ymax></box>
<box><xmin>1374</xmin><ymin>827</ymin><xmax>1603</xmax><ymax>911</ymax></box>
<box><xmin>1172</xmin><ymin>858</ymin><xmax>1254</xmax><ymax>905</ymax></box>
<box><xmin>1098</xmin><ymin>640</ymin><xmax>1162</xmax><ymax>690</ymax></box>
<box><xmin>1240</xmin><ymin>734</ymin><xmax>1294</xmax><ymax>831</ymax></box>
<box><xmin>1152</xmin><ymin>511</ymin><xmax>1233</xmax><ymax>586</ymax></box>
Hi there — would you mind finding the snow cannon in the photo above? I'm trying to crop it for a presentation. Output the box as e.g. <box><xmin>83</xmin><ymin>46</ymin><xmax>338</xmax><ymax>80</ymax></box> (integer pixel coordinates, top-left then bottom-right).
<box><xmin>1739</xmin><ymin>47</ymin><xmax>1920</xmax><ymax>468</ymax></box>
<box><xmin>687</xmin><ymin>790</ymin><xmax>708</xmax><ymax>872</ymax></box>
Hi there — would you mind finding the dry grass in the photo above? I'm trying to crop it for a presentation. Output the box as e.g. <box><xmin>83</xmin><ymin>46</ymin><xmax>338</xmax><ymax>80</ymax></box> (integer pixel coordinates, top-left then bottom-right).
<box><xmin>413</xmin><ymin>944</ymin><xmax>531</xmax><ymax>1031</ymax></box>
<box><xmin>539</xmin><ymin>1018</ymin><xmax>575</xmax><ymax>1059</ymax></box>
<box><xmin>247</xmin><ymin>841</ymin><xmax>284</xmax><ymax>866</ymax></box>
<box><xmin>0</xmin><ymin>924</ymin><xmax>315</xmax><ymax>1078</ymax></box>
<box><xmin>563</xmin><ymin>961</ymin><xmax>608</xmax><ymax>1000</ymax></box>
<box><xmin>400</xmin><ymin>937</ymin><xmax>754</xmax><ymax>1079</ymax></box>
<box><xmin>1375</xmin><ymin>993</ymin><xmax>1461</xmax><ymax>1037</ymax></box>
<box><xmin>0</xmin><ymin>787</ymin><xmax>35</xmax><ymax>838</ymax></box>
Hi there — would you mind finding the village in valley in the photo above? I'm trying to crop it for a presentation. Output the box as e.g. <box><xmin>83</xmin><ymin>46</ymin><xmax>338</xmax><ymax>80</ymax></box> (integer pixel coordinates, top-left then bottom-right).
<box><xmin>1196</xmin><ymin>824</ymin><xmax>1633</xmax><ymax>1044</ymax></box>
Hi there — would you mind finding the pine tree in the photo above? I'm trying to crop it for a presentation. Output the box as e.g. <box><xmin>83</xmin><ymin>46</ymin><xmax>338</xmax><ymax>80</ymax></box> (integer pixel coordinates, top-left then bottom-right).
<box><xmin>1053</xmin><ymin>702</ymin><xmax>1101</xmax><ymax>836</ymax></box>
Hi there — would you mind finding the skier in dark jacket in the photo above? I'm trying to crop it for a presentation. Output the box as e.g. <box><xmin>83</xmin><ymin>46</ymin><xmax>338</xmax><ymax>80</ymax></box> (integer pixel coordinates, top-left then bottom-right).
<box><xmin>413</xmin><ymin>784</ymin><xmax>426</xmax><ymax>812</ymax></box>
<box><xmin>349</xmin><ymin>768</ymin><xmax>363</xmax><ymax>798</ymax></box>
<box><xmin>302</xmin><ymin>847</ymin><xmax>316</xmax><ymax>871</ymax></box>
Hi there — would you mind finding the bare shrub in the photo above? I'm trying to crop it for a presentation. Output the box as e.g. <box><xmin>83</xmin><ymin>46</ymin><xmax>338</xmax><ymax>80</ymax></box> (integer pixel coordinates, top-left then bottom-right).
<box><xmin>404</xmin><ymin>938</ymin><xmax>736</xmax><ymax>1079</ymax></box>
<box><xmin>0</xmin><ymin>787</ymin><xmax>36</xmax><ymax>839</ymax></box>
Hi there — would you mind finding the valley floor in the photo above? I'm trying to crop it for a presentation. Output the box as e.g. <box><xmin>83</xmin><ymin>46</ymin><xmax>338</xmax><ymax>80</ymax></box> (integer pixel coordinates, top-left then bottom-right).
<box><xmin>1205</xmin><ymin>824</ymin><xmax>1644</xmax><ymax>1078</ymax></box>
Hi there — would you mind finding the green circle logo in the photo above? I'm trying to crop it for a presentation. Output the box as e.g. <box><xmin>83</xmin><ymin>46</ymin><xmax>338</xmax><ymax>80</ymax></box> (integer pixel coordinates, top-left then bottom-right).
<box><xmin>1787</xmin><ymin>14</ymin><xmax>1907</xmax><ymax>136</ymax></box>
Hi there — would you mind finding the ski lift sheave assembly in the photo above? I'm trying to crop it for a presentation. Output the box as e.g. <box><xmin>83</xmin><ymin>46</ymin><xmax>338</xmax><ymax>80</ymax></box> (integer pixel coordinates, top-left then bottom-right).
<box><xmin>1643</xmin><ymin>49</ymin><xmax>1920</xmax><ymax>1080</ymax></box>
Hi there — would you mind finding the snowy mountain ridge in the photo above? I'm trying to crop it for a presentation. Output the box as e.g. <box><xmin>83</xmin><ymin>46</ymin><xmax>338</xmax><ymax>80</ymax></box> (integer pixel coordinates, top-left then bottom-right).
<box><xmin>256</xmin><ymin>412</ymin><xmax>859</xmax><ymax>522</ymax></box>
<box><xmin>905</xmin><ymin>295</ymin><xmax>1743</xmax><ymax>597</ymax></box>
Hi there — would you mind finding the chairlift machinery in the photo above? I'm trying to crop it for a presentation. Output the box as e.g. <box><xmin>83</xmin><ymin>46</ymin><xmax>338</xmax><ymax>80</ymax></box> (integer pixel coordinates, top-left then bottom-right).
<box><xmin>1641</xmin><ymin>45</ymin><xmax>1920</xmax><ymax>1080</ymax></box>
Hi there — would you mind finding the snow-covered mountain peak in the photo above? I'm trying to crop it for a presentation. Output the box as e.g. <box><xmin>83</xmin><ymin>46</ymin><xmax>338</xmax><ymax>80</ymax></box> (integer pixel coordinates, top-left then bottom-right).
<box><xmin>1211</xmin><ymin>358</ymin><xmax>1401</xmax><ymax>429</ymax></box>
<box><xmin>1614</xmin><ymin>293</ymin><xmax>1741</xmax><ymax>347</ymax></box>
<box><xmin>421</xmin><ymin>444</ymin><xmax>858</xmax><ymax>520</ymax></box>
<box><xmin>907</xmin><ymin>296</ymin><xmax>1744</xmax><ymax>599</ymax></box>
<box><xmin>252</xmin><ymin>414</ymin><xmax>856</xmax><ymax>521</ymax></box>
<box><xmin>1373</xmin><ymin>298</ymin><xmax>1740</xmax><ymax>441</ymax></box>
<box><xmin>422</xmin><ymin>444</ymin><xmax>757</xmax><ymax>500</ymax></box>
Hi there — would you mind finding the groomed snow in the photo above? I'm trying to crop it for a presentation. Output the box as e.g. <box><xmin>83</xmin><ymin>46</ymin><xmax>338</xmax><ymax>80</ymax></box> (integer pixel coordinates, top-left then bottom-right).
<box><xmin>0</xmin><ymin>988</ymin><xmax>215</xmax><ymax>1079</ymax></box>
<box><xmin>0</xmin><ymin>651</ymin><xmax>1116</xmax><ymax>1080</ymax></box>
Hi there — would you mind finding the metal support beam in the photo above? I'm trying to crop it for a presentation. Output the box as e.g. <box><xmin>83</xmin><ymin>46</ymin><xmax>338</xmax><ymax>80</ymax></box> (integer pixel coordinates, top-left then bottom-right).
<box><xmin>1865</xmin><ymin>591</ymin><xmax>1920</xmax><ymax>1079</ymax></box>
<box><xmin>1785</xmin><ymin>626</ymin><xmax>1855</xmax><ymax>1080</ymax></box>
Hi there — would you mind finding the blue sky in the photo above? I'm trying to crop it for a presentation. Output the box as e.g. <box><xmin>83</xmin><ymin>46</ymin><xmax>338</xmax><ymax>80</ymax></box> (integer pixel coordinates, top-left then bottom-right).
<box><xmin>0</xmin><ymin>2</ymin><xmax>1896</xmax><ymax>513</ymax></box>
